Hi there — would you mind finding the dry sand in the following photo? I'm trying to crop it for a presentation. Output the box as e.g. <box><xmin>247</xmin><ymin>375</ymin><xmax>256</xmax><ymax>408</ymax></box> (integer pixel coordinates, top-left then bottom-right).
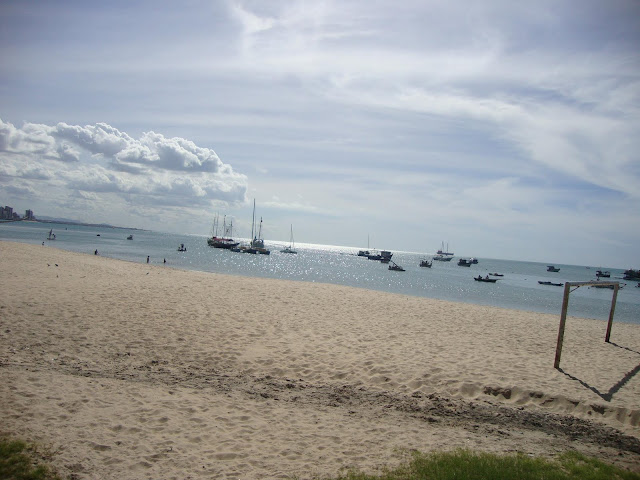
<box><xmin>1</xmin><ymin>240</ymin><xmax>639</xmax><ymax>479</ymax></box>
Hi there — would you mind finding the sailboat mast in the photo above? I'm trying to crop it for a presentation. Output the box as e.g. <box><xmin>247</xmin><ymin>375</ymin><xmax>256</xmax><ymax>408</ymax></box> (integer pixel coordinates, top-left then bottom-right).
<box><xmin>251</xmin><ymin>199</ymin><xmax>256</xmax><ymax>240</ymax></box>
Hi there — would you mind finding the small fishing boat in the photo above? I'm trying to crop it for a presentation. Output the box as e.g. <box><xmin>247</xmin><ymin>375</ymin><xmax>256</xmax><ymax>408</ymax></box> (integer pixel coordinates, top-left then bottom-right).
<box><xmin>420</xmin><ymin>259</ymin><xmax>432</xmax><ymax>268</ymax></box>
<box><xmin>177</xmin><ymin>243</ymin><xmax>187</xmax><ymax>252</ymax></box>
<box><xmin>623</xmin><ymin>269</ymin><xmax>640</xmax><ymax>280</ymax></box>
<box><xmin>538</xmin><ymin>281</ymin><xmax>563</xmax><ymax>287</ymax></box>
<box><xmin>126</xmin><ymin>235</ymin><xmax>133</xmax><ymax>240</ymax></box>
<box><xmin>547</xmin><ymin>265</ymin><xmax>560</xmax><ymax>272</ymax></box>
<box><xmin>366</xmin><ymin>250</ymin><xmax>393</xmax><ymax>262</ymax></box>
<box><xmin>489</xmin><ymin>273</ymin><xmax>503</xmax><ymax>277</ymax></box>
<box><xmin>388</xmin><ymin>261</ymin><xmax>405</xmax><ymax>272</ymax></box>
<box><xmin>458</xmin><ymin>258</ymin><xmax>472</xmax><ymax>267</ymax></box>
<box><xmin>595</xmin><ymin>270</ymin><xmax>610</xmax><ymax>278</ymax></box>
<box><xmin>474</xmin><ymin>275</ymin><xmax>497</xmax><ymax>283</ymax></box>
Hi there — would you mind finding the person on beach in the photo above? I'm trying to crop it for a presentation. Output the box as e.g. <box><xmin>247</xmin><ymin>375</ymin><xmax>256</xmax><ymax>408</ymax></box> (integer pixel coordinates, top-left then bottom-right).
<box><xmin>94</xmin><ymin>249</ymin><xmax>98</xmax><ymax>255</ymax></box>
<box><xmin>147</xmin><ymin>255</ymin><xmax>150</xmax><ymax>263</ymax></box>
<box><xmin>163</xmin><ymin>258</ymin><xmax>166</xmax><ymax>264</ymax></box>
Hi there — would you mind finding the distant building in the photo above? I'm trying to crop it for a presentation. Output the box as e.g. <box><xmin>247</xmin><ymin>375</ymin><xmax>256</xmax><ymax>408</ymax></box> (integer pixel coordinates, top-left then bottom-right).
<box><xmin>25</xmin><ymin>209</ymin><xmax>35</xmax><ymax>220</ymax></box>
<box><xmin>1</xmin><ymin>206</ymin><xmax>13</xmax><ymax>220</ymax></box>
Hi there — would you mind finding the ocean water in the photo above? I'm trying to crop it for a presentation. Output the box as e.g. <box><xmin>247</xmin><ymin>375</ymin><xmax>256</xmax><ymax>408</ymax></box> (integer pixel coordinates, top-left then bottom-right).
<box><xmin>2</xmin><ymin>220</ymin><xmax>639</xmax><ymax>325</ymax></box>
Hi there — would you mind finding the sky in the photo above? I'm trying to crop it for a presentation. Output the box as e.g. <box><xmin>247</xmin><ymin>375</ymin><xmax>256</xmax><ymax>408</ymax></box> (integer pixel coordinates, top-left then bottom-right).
<box><xmin>1</xmin><ymin>0</ymin><xmax>639</xmax><ymax>268</ymax></box>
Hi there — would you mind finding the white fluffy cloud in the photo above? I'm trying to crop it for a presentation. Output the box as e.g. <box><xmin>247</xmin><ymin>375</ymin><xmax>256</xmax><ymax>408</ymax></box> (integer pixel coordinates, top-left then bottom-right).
<box><xmin>0</xmin><ymin>117</ymin><xmax>248</xmax><ymax>215</ymax></box>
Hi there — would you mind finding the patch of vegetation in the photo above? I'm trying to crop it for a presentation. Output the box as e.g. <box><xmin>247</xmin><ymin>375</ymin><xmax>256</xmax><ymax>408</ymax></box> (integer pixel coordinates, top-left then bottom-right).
<box><xmin>0</xmin><ymin>437</ymin><xmax>63</xmax><ymax>480</ymax></box>
<box><xmin>328</xmin><ymin>449</ymin><xmax>640</xmax><ymax>480</ymax></box>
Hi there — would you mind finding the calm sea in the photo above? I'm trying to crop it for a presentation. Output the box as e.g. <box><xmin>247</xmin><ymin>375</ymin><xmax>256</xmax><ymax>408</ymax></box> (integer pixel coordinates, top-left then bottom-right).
<box><xmin>2</xmin><ymin>221</ymin><xmax>639</xmax><ymax>325</ymax></box>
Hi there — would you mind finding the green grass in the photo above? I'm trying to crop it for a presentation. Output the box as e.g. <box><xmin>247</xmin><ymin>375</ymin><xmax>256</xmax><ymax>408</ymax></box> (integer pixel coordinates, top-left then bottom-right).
<box><xmin>329</xmin><ymin>450</ymin><xmax>640</xmax><ymax>480</ymax></box>
<box><xmin>3</xmin><ymin>437</ymin><xmax>639</xmax><ymax>480</ymax></box>
<box><xmin>0</xmin><ymin>437</ymin><xmax>63</xmax><ymax>480</ymax></box>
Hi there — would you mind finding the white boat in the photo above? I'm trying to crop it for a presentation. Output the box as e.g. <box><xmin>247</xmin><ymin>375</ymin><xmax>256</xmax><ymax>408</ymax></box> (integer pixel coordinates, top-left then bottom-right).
<box><xmin>281</xmin><ymin>225</ymin><xmax>297</xmax><ymax>254</ymax></box>
<box><xmin>433</xmin><ymin>254</ymin><xmax>452</xmax><ymax>262</ymax></box>
<box><xmin>47</xmin><ymin>229</ymin><xmax>56</xmax><ymax>240</ymax></box>
<box><xmin>246</xmin><ymin>200</ymin><xmax>270</xmax><ymax>255</ymax></box>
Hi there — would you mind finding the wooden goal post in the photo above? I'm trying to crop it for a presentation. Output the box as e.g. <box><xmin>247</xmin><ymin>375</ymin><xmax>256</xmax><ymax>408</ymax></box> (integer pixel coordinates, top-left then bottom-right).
<box><xmin>554</xmin><ymin>281</ymin><xmax>620</xmax><ymax>369</ymax></box>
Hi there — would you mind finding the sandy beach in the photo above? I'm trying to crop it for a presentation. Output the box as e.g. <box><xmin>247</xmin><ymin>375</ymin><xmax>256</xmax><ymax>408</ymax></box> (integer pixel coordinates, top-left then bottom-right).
<box><xmin>1</xmin><ymin>240</ymin><xmax>639</xmax><ymax>478</ymax></box>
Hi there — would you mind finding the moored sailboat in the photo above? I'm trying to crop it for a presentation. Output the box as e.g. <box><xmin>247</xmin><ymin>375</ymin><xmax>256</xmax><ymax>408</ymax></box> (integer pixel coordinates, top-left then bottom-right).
<box><xmin>437</xmin><ymin>241</ymin><xmax>454</xmax><ymax>256</ymax></box>
<box><xmin>240</xmin><ymin>200</ymin><xmax>270</xmax><ymax>254</ymax></box>
<box><xmin>207</xmin><ymin>214</ymin><xmax>239</xmax><ymax>249</ymax></box>
<box><xmin>281</xmin><ymin>225</ymin><xmax>297</xmax><ymax>254</ymax></box>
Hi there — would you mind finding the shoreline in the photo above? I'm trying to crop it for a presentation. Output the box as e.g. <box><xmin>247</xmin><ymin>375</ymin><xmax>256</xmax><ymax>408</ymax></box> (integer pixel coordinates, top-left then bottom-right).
<box><xmin>1</xmin><ymin>241</ymin><xmax>639</xmax><ymax>478</ymax></box>
<box><xmin>2</xmin><ymin>231</ymin><xmax>638</xmax><ymax>326</ymax></box>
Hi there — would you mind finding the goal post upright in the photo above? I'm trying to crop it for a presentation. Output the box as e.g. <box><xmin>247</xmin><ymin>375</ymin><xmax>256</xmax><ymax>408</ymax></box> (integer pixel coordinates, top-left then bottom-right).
<box><xmin>605</xmin><ymin>283</ymin><xmax>620</xmax><ymax>343</ymax></box>
<box><xmin>554</xmin><ymin>283</ymin><xmax>572</xmax><ymax>369</ymax></box>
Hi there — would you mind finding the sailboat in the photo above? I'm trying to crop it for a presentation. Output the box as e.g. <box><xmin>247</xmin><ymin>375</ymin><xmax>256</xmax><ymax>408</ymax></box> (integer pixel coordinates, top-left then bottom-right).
<box><xmin>47</xmin><ymin>229</ymin><xmax>56</xmax><ymax>240</ymax></box>
<box><xmin>207</xmin><ymin>214</ymin><xmax>239</xmax><ymax>249</ymax></box>
<box><xmin>253</xmin><ymin>217</ymin><xmax>270</xmax><ymax>254</ymax></box>
<box><xmin>358</xmin><ymin>235</ymin><xmax>370</xmax><ymax>257</ymax></box>
<box><xmin>242</xmin><ymin>200</ymin><xmax>270</xmax><ymax>254</ymax></box>
<box><xmin>281</xmin><ymin>225</ymin><xmax>297</xmax><ymax>254</ymax></box>
<box><xmin>433</xmin><ymin>241</ymin><xmax>453</xmax><ymax>261</ymax></box>
<box><xmin>436</xmin><ymin>241</ymin><xmax>454</xmax><ymax>256</ymax></box>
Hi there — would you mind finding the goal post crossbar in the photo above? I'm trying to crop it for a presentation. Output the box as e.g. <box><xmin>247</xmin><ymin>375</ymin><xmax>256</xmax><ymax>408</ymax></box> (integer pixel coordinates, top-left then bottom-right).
<box><xmin>553</xmin><ymin>281</ymin><xmax>620</xmax><ymax>369</ymax></box>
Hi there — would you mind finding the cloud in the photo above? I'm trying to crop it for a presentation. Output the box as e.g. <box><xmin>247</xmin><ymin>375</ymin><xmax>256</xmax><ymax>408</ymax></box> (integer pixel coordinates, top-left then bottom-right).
<box><xmin>0</xmin><ymin>117</ymin><xmax>248</xmax><ymax>216</ymax></box>
<box><xmin>53</xmin><ymin>122</ymin><xmax>132</xmax><ymax>157</ymax></box>
<box><xmin>120</xmin><ymin>131</ymin><xmax>232</xmax><ymax>173</ymax></box>
<box><xmin>0</xmin><ymin>119</ymin><xmax>57</xmax><ymax>158</ymax></box>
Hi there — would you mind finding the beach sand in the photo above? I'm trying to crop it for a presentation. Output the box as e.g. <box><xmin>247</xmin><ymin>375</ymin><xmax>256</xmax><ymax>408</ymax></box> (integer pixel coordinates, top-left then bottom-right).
<box><xmin>1</xmin><ymin>240</ymin><xmax>639</xmax><ymax>479</ymax></box>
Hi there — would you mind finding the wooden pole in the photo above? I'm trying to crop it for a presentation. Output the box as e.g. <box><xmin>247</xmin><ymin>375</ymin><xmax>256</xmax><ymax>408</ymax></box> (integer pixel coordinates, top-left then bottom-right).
<box><xmin>605</xmin><ymin>283</ymin><xmax>620</xmax><ymax>343</ymax></box>
<box><xmin>554</xmin><ymin>282</ymin><xmax>572</xmax><ymax>369</ymax></box>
